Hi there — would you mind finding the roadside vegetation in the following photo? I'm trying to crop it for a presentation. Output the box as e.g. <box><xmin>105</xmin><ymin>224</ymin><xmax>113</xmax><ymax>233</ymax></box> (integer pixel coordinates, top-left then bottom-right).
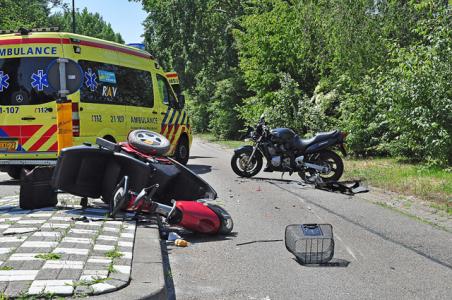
<box><xmin>138</xmin><ymin>0</ymin><xmax>451</xmax><ymax>168</ymax></box>
<box><xmin>197</xmin><ymin>133</ymin><xmax>451</xmax><ymax>213</ymax></box>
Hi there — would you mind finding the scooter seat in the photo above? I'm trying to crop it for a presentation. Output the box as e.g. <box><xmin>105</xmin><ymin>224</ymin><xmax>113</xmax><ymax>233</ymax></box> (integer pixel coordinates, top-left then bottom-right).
<box><xmin>52</xmin><ymin>145</ymin><xmax>152</xmax><ymax>203</ymax></box>
<box><xmin>293</xmin><ymin>130</ymin><xmax>338</xmax><ymax>152</ymax></box>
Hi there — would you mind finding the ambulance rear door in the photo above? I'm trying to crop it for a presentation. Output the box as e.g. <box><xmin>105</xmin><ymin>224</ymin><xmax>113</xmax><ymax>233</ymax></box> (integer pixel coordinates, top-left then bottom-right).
<box><xmin>0</xmin><ymin>35</ymin><xmax>63</xmax><ymax>164</ymax></box>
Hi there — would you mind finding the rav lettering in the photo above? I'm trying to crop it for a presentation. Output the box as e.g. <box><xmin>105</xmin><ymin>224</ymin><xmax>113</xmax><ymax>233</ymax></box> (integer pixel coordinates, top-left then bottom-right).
<box><xmin>102</xmin><ymin>86</ymin><xmax>117</xmax><ymax>97</ymax></box>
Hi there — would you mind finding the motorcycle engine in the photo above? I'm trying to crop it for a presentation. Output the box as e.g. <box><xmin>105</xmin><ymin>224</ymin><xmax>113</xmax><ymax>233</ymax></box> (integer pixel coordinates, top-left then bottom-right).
<box><xmin>271</xmin><ymin>155</ymin><xmax>291</xmax><ymax>168</ymax></box>
<box><xmin>268</xmin><ymin>143</ymin><xmax>291</xmax><ymax>168</ymax></box>
<box><xmin>268</xmin><ymin>145</ymin><xmax>277</xmax><ymax>156</ymax></box>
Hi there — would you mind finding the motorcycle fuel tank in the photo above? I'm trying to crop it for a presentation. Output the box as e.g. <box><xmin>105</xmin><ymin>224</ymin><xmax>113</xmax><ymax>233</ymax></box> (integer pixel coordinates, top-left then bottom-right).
<box><xmin>270</xmin><ymin>128</ymin><xmax>296</xmax><ymax>144</ymax></box>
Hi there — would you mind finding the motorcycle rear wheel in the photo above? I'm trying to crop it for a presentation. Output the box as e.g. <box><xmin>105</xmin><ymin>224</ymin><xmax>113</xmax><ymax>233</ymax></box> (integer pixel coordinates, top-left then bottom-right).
<box><xmin>231</xmin><ymin>152</ymin><xmax>263</xmax><ymax>178</ymax></box>
<box><xmin>298</xmin><ymin>150</ymin><xmax>344</xmax><ymax>183</ymax></box>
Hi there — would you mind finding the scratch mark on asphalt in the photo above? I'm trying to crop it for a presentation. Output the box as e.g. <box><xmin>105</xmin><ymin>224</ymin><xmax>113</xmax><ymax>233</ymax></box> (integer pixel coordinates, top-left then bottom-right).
<box><xmin>309</xmin><ymin>202</ymin><xmax>359</xmax><ymax>262</ymax></box>
<box><xmin>236</xmin><ymin>239</ymin><xmax>283</xmax><ymax>246</ymax></box>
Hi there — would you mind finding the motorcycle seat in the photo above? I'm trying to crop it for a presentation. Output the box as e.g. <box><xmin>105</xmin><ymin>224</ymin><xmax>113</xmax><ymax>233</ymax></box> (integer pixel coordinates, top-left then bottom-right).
<box><xmin>293</xmin><ymin>130</ymin><xmax>339</xmax><ymax>151</ymax></box>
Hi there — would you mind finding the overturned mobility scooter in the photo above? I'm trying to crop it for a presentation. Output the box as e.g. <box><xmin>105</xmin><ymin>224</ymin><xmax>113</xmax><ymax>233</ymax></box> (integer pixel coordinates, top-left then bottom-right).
<box><xmin>52</xmin><ymin>130</ymin><xmax>233</xmax><ymax>235</ymax></box>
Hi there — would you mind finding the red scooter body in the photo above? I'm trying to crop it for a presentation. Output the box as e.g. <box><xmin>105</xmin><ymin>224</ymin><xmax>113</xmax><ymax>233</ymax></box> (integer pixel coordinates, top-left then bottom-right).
<box><xmin>175</xmin><ymin>201</ymin><xmax>221</xmax><ymax>234</ymax></box>
<box><xmin>53</xmin><ymin>133</ymin><xmax>233</xmax><ymax>235</ymax></box>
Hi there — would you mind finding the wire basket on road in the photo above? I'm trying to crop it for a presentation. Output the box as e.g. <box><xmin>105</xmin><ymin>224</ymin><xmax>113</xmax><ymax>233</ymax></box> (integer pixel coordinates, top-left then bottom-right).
<box><xmin>285</xmin><ymin>224</ymin><xmax>334</xmax><ymax>264</ymax></box>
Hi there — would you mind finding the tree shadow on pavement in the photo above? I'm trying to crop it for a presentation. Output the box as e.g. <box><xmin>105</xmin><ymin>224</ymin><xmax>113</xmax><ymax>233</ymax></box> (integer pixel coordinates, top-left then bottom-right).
<box><xmin>186</xmin><ymin>164</ymin><xmax>212</xmax><ymax>175</ymax></box>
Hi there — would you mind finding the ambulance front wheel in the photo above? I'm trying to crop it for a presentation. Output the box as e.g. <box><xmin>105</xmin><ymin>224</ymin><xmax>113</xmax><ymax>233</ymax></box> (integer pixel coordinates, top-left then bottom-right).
<box><xmin>174</xmin><ymin>136</ymin><xmax>189</xmax><ymax>165</ymax></box>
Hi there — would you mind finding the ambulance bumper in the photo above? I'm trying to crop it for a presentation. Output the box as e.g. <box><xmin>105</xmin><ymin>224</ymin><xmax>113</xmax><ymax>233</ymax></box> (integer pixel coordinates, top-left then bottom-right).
<box><xmin>0</xmin><ymin>160</ymin><xmax>56</xmax><ymax>166</ymax></box>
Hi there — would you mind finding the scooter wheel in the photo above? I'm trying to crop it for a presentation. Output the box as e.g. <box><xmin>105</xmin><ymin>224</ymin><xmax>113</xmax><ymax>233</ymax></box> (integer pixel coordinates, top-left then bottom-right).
<box><xmin>127</xmin><ymin>130</ymin><xmax>170</xmax><ymax>155</ymax></box>
<box><xmin>208</xmin><ymin>204</ymin><xmax>234</xmax><ymax>235</ymax></box>
<box><xmin>218</xmin><ymin>216</ymin><xmax>234</xmax><ymax>235</ymax></box>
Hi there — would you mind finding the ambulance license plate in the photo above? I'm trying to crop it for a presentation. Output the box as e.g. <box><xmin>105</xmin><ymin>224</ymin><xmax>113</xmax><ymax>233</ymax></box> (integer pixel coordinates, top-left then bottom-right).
<box><xmin>0</xmin><ymin>139</ymin><xmax>18</xmax><ymax>152</ymax></box>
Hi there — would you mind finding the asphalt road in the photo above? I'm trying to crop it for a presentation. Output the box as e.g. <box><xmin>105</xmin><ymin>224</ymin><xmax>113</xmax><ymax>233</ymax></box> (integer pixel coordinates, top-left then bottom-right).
<box><xmin>166</xmin><ymin>138</ymin><xmax>452</xmax><ymax>300</ymax></box>
<box><xmin>0</xmin><ymin>171</ymin><xmax>19</xmax><ymax>198</ymax></box>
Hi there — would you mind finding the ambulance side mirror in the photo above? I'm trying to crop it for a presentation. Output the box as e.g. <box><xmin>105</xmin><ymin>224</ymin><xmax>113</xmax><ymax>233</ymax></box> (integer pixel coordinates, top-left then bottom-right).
<box><xmin>178</xmin><ymin>94</ymin><xmax>185</xmax><ymax>110</ymax></box>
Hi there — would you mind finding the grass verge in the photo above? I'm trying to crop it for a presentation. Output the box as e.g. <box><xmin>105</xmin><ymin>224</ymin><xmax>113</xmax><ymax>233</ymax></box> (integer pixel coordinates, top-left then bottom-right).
<box><xmin>343</xmin><ymin>158</ymin><xmax>451</xmax><ymax>210</ymax></box>
<box><xmin>196</xmin><ymin>133</ymin><xmax>249</xmax><ymax>149</ymax></box>
<box><xmin>195</xmin><ymin>133</ymin><xmax>451</xmax><ymax>213</ymax></box>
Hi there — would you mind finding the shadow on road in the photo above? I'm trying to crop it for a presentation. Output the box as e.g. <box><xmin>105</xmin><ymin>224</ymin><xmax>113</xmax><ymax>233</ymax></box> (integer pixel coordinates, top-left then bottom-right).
<box><xmin>186</xmin><ymin>164</ymin><xmax>212</xmax><ymax>175</ymax></box>
<box><xmin>160</xmin><ymin>240</ymin><xmax>176</xmax><ymax>300</ymax></box>
<box><xmin>161</xmin><ymin>226</ymin><xmax>237</xmax><ymax>247</ymax></box>
<box><xmin>294</xmin><ymin>258</ymin><xmax>350</xmax><ymax>268</ymax></box>
<box><xmin>238</xmin><ymin>176</ymin><xmax>305</xmax><ymax>185</ymax></box>
<box><xmin>0</xmin><ymin>179</ymin><xmax>20</xmax><ymax>186</ymax></box>
<box><xmin>186</xmin><ymin>232</ymin><xmax>238</xmax><ymax>244</ymax></box>
<box><xmin>189</xmin><ymin>156</ymin><xmax>214</xmax><ymax>160</ymax></box>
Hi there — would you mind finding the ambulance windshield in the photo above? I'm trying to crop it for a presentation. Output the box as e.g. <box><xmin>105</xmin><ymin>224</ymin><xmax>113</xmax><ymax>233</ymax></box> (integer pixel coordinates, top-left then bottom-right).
<box><xmin>0</xmin><ymin>57</ymin><xmax>58</xmax><ymax>106</ymax></box>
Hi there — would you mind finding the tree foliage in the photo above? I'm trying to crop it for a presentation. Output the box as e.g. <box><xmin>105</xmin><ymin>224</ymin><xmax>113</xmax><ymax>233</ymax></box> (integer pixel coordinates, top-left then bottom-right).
<box><xmin>138</xmin><ymin>0</ymin><xmax>247</xmax><ymax>139</ymax></box>
<box><xmin>49</xmin><ymin>8</ymin><xmax>124</xmax><ymax>43</ymax></box>
<box><xmin>93</xmin><ymin>1</ymin><xmax>450</xmax><ymax>165</ymax></box>
<box><xmin>0</xmin><ymin>0</ymin><xmax>62</xmax><ymax>29</ymax></box>
<box><xmin>0</xmin><ymin>1</ymin><xmax>123</xmax><ymax>44</ymax></box>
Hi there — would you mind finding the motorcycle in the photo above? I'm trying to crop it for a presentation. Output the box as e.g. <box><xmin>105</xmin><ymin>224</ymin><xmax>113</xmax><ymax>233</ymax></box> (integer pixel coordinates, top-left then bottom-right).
<box><xmin>52</xmin><ymin>130</ymin><xmax>233</xmax><ymax>235</ymax></box>
<box><xmin>231</xmin><ymin>116</ymin><xmax>348</xmax><ymax>183</ymax></box>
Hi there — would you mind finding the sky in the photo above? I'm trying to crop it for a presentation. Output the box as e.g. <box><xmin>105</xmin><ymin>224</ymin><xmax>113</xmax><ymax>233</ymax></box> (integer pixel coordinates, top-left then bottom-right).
<box><xmin>57</xmin><ymin>0</ymin><xmax>148</xmax><ymax>44</ymax></box>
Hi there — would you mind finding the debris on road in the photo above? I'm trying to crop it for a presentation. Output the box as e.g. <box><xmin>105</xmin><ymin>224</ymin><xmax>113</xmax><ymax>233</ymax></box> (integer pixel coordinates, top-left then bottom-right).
<box><xmin>168</xmin><ymin>232</ymin><xmax>182</xmax><ymax>241</ymax></box>
<box><xmin>315</xmin><ymin>180</ymin><xmax>369</xmax><ymax>195</ymax></box>
<box><xmin>174</xmin><ymin>239</ymin><xmax>190</xmax><ymax>247</ymax></box>
<box><xmin>285</xmin><ymin>224</ymin><xmax>334</xmax><ymax>264</ymax></box>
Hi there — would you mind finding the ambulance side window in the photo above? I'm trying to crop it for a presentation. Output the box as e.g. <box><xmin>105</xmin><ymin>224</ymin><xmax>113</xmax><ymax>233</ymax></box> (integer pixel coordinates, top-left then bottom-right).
<box><xmin>0</xmin><ymin>57</ymin><xmax>58</xmax><ymax>106</ymax></box>
<box><xmin>79</xmin><ymin>60</ymin><xmax>153</xmax><ymax>108</ymax></box>
<box><xmin>156</xmin><ymin>74</ymin><xmax>176</xmax><ymax>107</ymax></box>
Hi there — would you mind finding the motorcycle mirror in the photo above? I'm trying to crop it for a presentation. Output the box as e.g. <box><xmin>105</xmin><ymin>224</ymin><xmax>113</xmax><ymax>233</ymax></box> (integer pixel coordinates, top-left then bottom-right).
<box><xmin>259</xmin><ymin>113</ymin><xmax>266</xmax><ymax>123</ymax></box>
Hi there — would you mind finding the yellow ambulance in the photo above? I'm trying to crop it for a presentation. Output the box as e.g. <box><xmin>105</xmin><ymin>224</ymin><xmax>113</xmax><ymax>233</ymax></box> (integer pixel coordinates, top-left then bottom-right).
<box><xmin>0</xmin><ymin>29</ymin><xmax>192</xmax><ymax>179</ymax></box>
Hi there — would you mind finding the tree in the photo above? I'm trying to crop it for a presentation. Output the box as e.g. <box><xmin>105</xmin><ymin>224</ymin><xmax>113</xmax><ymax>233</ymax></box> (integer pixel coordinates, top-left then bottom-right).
<box><xmin>0</xmin><ymin>0</ymin><xmax>63</xmax><ymax>30</ymax></box>
<box><xmin>49</xmin><ymin>8</ymin><xmax>124</xmax><ymax>44</ymax></box>
<box><xmin>138</xmin><ymin>0</ymin><xmax>248</xmax><ymax>138</ymax></box>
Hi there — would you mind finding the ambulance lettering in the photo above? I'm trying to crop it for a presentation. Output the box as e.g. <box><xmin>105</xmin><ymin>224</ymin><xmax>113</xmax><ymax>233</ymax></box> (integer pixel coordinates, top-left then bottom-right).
<box><xmin>0</xmin><ymin>47</ymin><xmax>57</xmax><ymax>57</ymax></box>
<box><xmin>130</xmin><ymin>116</ymin><xmax>157</xmax><ymax>124</ymax></box>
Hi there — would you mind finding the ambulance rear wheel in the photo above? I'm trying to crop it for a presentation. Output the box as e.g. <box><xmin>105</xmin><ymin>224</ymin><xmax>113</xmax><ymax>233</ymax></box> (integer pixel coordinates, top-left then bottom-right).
<box><xmin>7</xmin><ymin>166</ymin><xmax>22</xmax><ymax>180</ymax></box>
<box><xmin>175</xmin><ymin>136</ymin><xmax>189</xmax><ymax>165</ymax></box>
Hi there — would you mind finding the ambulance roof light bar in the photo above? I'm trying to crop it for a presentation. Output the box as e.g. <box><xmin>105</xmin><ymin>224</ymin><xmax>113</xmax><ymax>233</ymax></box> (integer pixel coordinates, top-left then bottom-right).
<box><xmin>0</xmin><ymin>27</ymin><xmax>60</xmax><ymax>35</ymax></box>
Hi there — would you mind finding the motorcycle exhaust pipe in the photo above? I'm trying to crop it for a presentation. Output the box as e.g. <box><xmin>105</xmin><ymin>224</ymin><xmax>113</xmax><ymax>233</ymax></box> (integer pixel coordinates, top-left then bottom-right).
<box><xmin>304</xmin><ymin>162</ymin><xmax>329</xmax><ymax>173</ymax></box>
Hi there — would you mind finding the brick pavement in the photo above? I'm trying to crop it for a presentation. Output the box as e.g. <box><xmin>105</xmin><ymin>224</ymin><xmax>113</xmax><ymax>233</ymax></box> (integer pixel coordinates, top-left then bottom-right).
<box><xmin>0</xmin><ymin>194</ymin><xmax>136</xmax><ymax>298</ymax></box>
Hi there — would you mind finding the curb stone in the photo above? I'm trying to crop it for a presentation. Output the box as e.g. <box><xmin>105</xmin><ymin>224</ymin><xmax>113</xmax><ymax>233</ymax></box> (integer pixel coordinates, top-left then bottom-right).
<box><xmin>86</xmin><ymin>215</ymin><xmax>167</xmax><ymax>300</ymax></box>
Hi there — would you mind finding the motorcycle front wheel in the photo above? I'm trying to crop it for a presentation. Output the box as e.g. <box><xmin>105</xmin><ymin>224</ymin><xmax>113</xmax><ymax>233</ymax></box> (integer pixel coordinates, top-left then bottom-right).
<box><xmin>231</xmin><ymin>151</ymin><xmax>263</xmax><ymax>178</ymax></box>
<box><xmin>298</xmin><ymin>150</ymin><xmax>344</xmax><ymax>183</ymax></box>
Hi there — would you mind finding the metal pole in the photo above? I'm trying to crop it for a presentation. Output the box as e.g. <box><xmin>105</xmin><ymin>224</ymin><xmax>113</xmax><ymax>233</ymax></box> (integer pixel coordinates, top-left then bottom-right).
<box><xmin>72</xmin><ymin>0</ymin><xmax>76</xmax><ymax>33</ymax></box>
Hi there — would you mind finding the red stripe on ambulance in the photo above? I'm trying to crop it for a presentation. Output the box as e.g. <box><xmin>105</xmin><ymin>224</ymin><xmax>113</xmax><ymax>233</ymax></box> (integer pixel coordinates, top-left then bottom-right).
<box><xmin>28</xmin><ymin>125</ymin><xmax>57</xmax><ymax>151</ymax></box>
